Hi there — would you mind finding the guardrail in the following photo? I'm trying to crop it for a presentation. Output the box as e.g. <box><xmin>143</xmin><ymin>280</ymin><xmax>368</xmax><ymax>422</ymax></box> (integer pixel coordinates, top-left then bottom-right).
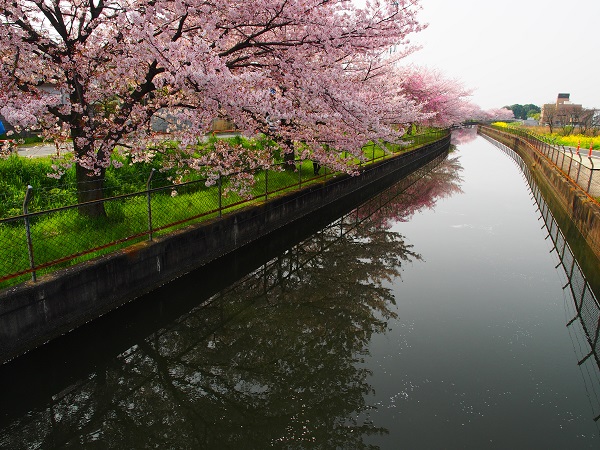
<box><xmin>482</xmin><ymin>133</ymin><xmax>600</xmax><ymax>422</ymax></box>
<box><xmin>481</xmin><ymin>125</ymin><xmax>599</xmax><ymax>198</ymax></box>
<box><xmin>0</xmin><ymin>130</ymin><xmax>449</xmax><ymax>288</ymax></box>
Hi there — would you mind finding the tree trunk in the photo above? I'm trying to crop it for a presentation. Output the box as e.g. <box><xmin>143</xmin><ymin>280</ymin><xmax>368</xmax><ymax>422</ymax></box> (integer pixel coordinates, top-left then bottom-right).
<box><xmin>283</xmin><ymin>150</ymin><xmax>296</xmax><ymax>170</ymax></box>
<box><xmin>76</xmin><ymin>164</ymin><xmax>107</xmax><ymax>218</ymax></box>
<box><xmin>283</xmin><ymin>138</ymin><xmax>295</xmax><ymax>171</ymax></box>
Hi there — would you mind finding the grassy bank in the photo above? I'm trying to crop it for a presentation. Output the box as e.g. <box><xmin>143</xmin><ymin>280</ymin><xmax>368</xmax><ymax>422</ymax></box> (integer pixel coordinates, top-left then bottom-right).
<box><xmin>0</xmin><ymin>131</ymin><xmax>446</xmax><ymax>288</ymax></box>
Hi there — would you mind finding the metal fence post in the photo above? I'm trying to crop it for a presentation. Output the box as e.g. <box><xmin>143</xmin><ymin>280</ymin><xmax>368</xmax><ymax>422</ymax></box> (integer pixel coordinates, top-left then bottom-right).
<box><xmin>23</xmin><ymin>185</ymin><xmax>36</xmax><ymax>282</ymax></box>
<box><xmin>146</xmin><ymin>169</ymin><xmax>155</xmax><ymax>241</ymax></box>
<box><xmin>586</xmin><ymin>158</ymin><xmax>594</xmax><ymax>194</ymax></box>
<box><xmin>218</xmin><ymin>174</ymin><xmax>223</xmax><ymax>218</ymax></box>
<box><xmin>567</xmin><ymin>149</ymin><xmax>574</xmax><ymax>176</ymax></box>
<box><xmin>265</xmin><ymin>168</ymin><xmax>269</xmax><ymax>201</ymax></box>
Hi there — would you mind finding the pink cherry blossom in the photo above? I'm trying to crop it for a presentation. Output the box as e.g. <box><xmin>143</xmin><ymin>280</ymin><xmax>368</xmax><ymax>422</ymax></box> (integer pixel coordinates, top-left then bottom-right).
<box><xmin>1</xmin><ymin>0</ymin><xmax>428</xmax><ymax>209</ymax></box>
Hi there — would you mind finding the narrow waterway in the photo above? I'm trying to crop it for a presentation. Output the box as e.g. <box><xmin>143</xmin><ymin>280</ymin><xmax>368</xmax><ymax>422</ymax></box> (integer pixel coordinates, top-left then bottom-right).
<box><xmin>0</xmin><ymin>130</ymin><xmax>599</xmax><ymax>449</ymax></box>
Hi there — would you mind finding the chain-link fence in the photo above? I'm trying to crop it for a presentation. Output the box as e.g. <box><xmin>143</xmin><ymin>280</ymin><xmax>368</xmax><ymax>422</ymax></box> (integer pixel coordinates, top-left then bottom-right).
<box><xmin>482</xmin><ymin>125</ymin><xmax>600</xmax><ymax>198</ymax></box>
<box><xmin>0</xmin><ymin>130</ymin><xmax>449</xmax><ymax>288</ymax></box>
<box><xmin>483</xmin><ymin>134</ymin><xmax>600</xmax><ymax>403</ymax></box>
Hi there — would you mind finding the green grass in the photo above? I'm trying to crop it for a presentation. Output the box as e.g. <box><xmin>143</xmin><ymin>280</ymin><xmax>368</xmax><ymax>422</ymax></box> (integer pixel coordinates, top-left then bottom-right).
<box><xmin>0</xmin><ymin>155</ymin><xmax>77</xmax><ymax>216</ymax></box>
<box><xmin>0</xmin><ymin>167</ymin><xmax>319</xmax><ymax>288</ymax></box>
<box><xmin>0</xmin><ymin>131</ymin><xmax>448</xmax><ymax>288</ymax></box>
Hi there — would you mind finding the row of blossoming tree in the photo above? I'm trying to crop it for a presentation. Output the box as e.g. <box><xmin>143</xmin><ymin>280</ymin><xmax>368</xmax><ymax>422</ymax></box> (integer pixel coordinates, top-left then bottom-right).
<box><xmin>0</xmin><ymin>0</ymin><xmax>513</xmax><ymax>216</ymax></box>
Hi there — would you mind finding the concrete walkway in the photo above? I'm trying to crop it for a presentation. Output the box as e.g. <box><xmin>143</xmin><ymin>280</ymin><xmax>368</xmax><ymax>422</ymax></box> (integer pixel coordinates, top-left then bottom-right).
<box><xmin>570</xmin><ymin>146</ymin><xmax>600</xmax><ymax>159</ymax></box>
<box><xmin>559</xmin><ymin>147</ymin><xmax>600</xmax><ymax>169</ymax></box>
<box><xmin>14</xmin><ymin>132</ymin><xmax>242</xmax><ymax>158</ymax></box>
<box><xmin>13</xmin><ymin>142</ymin><xmax>73</xmax><ymax>158</ymax></box>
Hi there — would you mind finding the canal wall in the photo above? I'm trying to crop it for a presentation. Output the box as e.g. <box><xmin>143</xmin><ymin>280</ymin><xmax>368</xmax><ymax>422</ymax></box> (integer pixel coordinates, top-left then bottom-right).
<box><xmin>478</xmin><ymin>126</ymin><xmax>600</xmax><ymax>260</ymax></box>
<box><xmin>0</xmin><ymin>137</ymin><xmax>450</xmax><ymax>364</ymax></box>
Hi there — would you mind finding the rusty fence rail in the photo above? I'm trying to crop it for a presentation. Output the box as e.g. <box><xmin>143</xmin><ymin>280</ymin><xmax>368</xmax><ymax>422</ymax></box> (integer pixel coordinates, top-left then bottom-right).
<box><xmin>0</xmin><ymin>130</ymin><xmax>449</xmax><ymax>288</ymax></box>
<box><xmin>481</xmin><ymin>125</ymin><xmax>600</xmax><ymax>198</ymax></box>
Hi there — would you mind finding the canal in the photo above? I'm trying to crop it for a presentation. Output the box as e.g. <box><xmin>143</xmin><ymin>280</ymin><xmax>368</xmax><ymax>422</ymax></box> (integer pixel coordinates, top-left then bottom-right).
<box><xmin>1</xmin><ymin>129</ymin><xmax>599</xmax><ymax>449</ymax></box>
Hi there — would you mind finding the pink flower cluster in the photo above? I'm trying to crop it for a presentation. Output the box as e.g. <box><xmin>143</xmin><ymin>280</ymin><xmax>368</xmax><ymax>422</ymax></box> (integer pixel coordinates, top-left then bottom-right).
<box><xmin>0</xmin><ymin>0</ymin><xmax>509</xmax><ymax>193</ymax></box>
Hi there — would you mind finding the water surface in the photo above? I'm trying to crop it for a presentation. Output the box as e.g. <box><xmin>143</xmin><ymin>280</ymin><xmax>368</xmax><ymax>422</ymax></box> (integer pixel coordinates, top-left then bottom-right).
<box><xmin>0</xmin><ymin>131</ymin><xmax>598</xmax><ymax>449</ymax></box>
<box><xmin>361</xmin><ymin>131</ymin><xmax>600</xmax><ymax>448</ymax></box>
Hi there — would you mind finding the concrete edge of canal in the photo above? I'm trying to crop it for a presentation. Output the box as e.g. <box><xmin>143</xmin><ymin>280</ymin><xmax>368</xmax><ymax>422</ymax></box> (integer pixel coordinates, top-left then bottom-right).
<box><xmin>0</xmin><ymin>137</ymin><xmax>450</xmax><ymax>364</ymax></box>
<box><xmin>478</xmin><ymin>126</ymin><xmax>600</xmax><ymax>261</ymax></box>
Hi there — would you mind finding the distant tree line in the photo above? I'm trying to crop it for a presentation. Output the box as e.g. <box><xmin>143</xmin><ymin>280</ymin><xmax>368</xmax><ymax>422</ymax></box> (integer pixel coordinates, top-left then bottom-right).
<box><xmin>503</xmin><ymin>104</ymin><xmax>541</xmax><ymax>120</ymax></box>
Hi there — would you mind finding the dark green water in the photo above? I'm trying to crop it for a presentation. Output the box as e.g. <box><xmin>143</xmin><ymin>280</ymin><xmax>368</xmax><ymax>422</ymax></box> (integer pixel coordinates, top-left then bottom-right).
<box><xmin>0</xmin><ymin>130</ymin><xmax>598</xmax><ymax>449</ymax></box>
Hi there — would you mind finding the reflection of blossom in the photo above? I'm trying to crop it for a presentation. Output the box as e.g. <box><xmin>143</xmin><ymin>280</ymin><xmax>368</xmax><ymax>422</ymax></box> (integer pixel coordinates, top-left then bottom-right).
<box><xmin>0</xmin><ymin>181</ymin><xmax>422</xmax><ymax>449</ymax></box>
<box><xmin>450</xmin><ymin>127</ymin><xmax>478</xmax><ymax>146</ymax></box>
<box><xmin>450</xmin><ymin>127</ymin><xmax>477</xmax><ymax>145</ymax></box>
<box><xmin>357</xmin><ymin>153</ymin><xmax>463</xmax><ymax>228</ymax></box>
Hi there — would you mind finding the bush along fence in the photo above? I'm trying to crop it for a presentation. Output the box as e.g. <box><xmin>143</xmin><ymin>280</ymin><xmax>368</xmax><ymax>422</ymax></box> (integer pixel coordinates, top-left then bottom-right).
<box><xmin>482</xmin><ymin>124</ymin><xmax>600</xmax><ymax>199</ymax></box>
<box><xmin>0</xmin><ymin>129</ymin><xmax>449</xmax><ymax>289</ymax></box>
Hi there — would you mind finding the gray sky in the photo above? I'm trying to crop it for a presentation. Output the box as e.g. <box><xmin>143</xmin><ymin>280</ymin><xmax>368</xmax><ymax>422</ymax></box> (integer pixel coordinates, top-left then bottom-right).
<box><xmin>404</xmin><ymin>0</ymin><xmax>600</xmax><ymax>110</ymax></box>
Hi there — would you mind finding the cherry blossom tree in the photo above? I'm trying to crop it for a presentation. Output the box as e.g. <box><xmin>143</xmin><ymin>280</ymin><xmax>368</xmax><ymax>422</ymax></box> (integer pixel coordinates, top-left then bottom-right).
<box><xmin>481</xmin><ymin>107</ymin><xmax>514</xmax><ymax>121</ymax></box>
<box><xmin>392</xmin><ymin>65</ymin><xmax>476</xmax><ymax>128</ymax></box>
<box><xmin>0</xmin><ymin>0</ymin><xmax>426</xmax><ymax>215</ymax></box>
<box><xmin>391</xmin><ymin>66</ymin><xmax>516</xmax><ymax>127</ymax></box>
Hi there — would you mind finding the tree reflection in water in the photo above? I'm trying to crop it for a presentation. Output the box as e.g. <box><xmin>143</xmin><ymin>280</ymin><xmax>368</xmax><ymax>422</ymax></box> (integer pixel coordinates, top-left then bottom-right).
<box><xmin>0</xmin><ymin>153</ymin><xmax>463</xmax><ymax>449</ymax></box>
<box><xmin>450</xmin><ymin>126</ymin><xmax>478</xmax><ymax>147</ymax></box>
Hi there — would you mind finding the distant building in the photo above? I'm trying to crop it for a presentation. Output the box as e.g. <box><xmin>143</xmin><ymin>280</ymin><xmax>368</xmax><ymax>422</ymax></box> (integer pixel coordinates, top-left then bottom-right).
<box><xmin>521</xmin><ymin>119</ymin><xmax>539</xmax><ymax>127</ymax></box>
<box><xmin>540</xmin><ymin>93</ymin><xmax>592</xmax><ymax>127</ymax></box>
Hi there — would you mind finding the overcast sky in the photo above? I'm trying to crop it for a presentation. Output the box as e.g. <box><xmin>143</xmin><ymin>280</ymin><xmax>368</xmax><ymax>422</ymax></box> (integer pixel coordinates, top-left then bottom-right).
<box><xmin>403</xmin><ymin>0</ymin><xmax>600</xmax><ymax>110</ymax></box>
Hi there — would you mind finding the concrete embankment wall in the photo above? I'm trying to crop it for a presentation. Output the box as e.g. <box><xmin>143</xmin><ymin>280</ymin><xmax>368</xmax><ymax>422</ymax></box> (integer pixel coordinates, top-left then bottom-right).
<box><xmin>0</xmin><ymin>137</ymin><xmax>450</xmax><ymax>364</ymax></box>
<box><xmin>478</xmin><ymin>126</ymin><xmax>600</xmax><ymax>259</ymax></box>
